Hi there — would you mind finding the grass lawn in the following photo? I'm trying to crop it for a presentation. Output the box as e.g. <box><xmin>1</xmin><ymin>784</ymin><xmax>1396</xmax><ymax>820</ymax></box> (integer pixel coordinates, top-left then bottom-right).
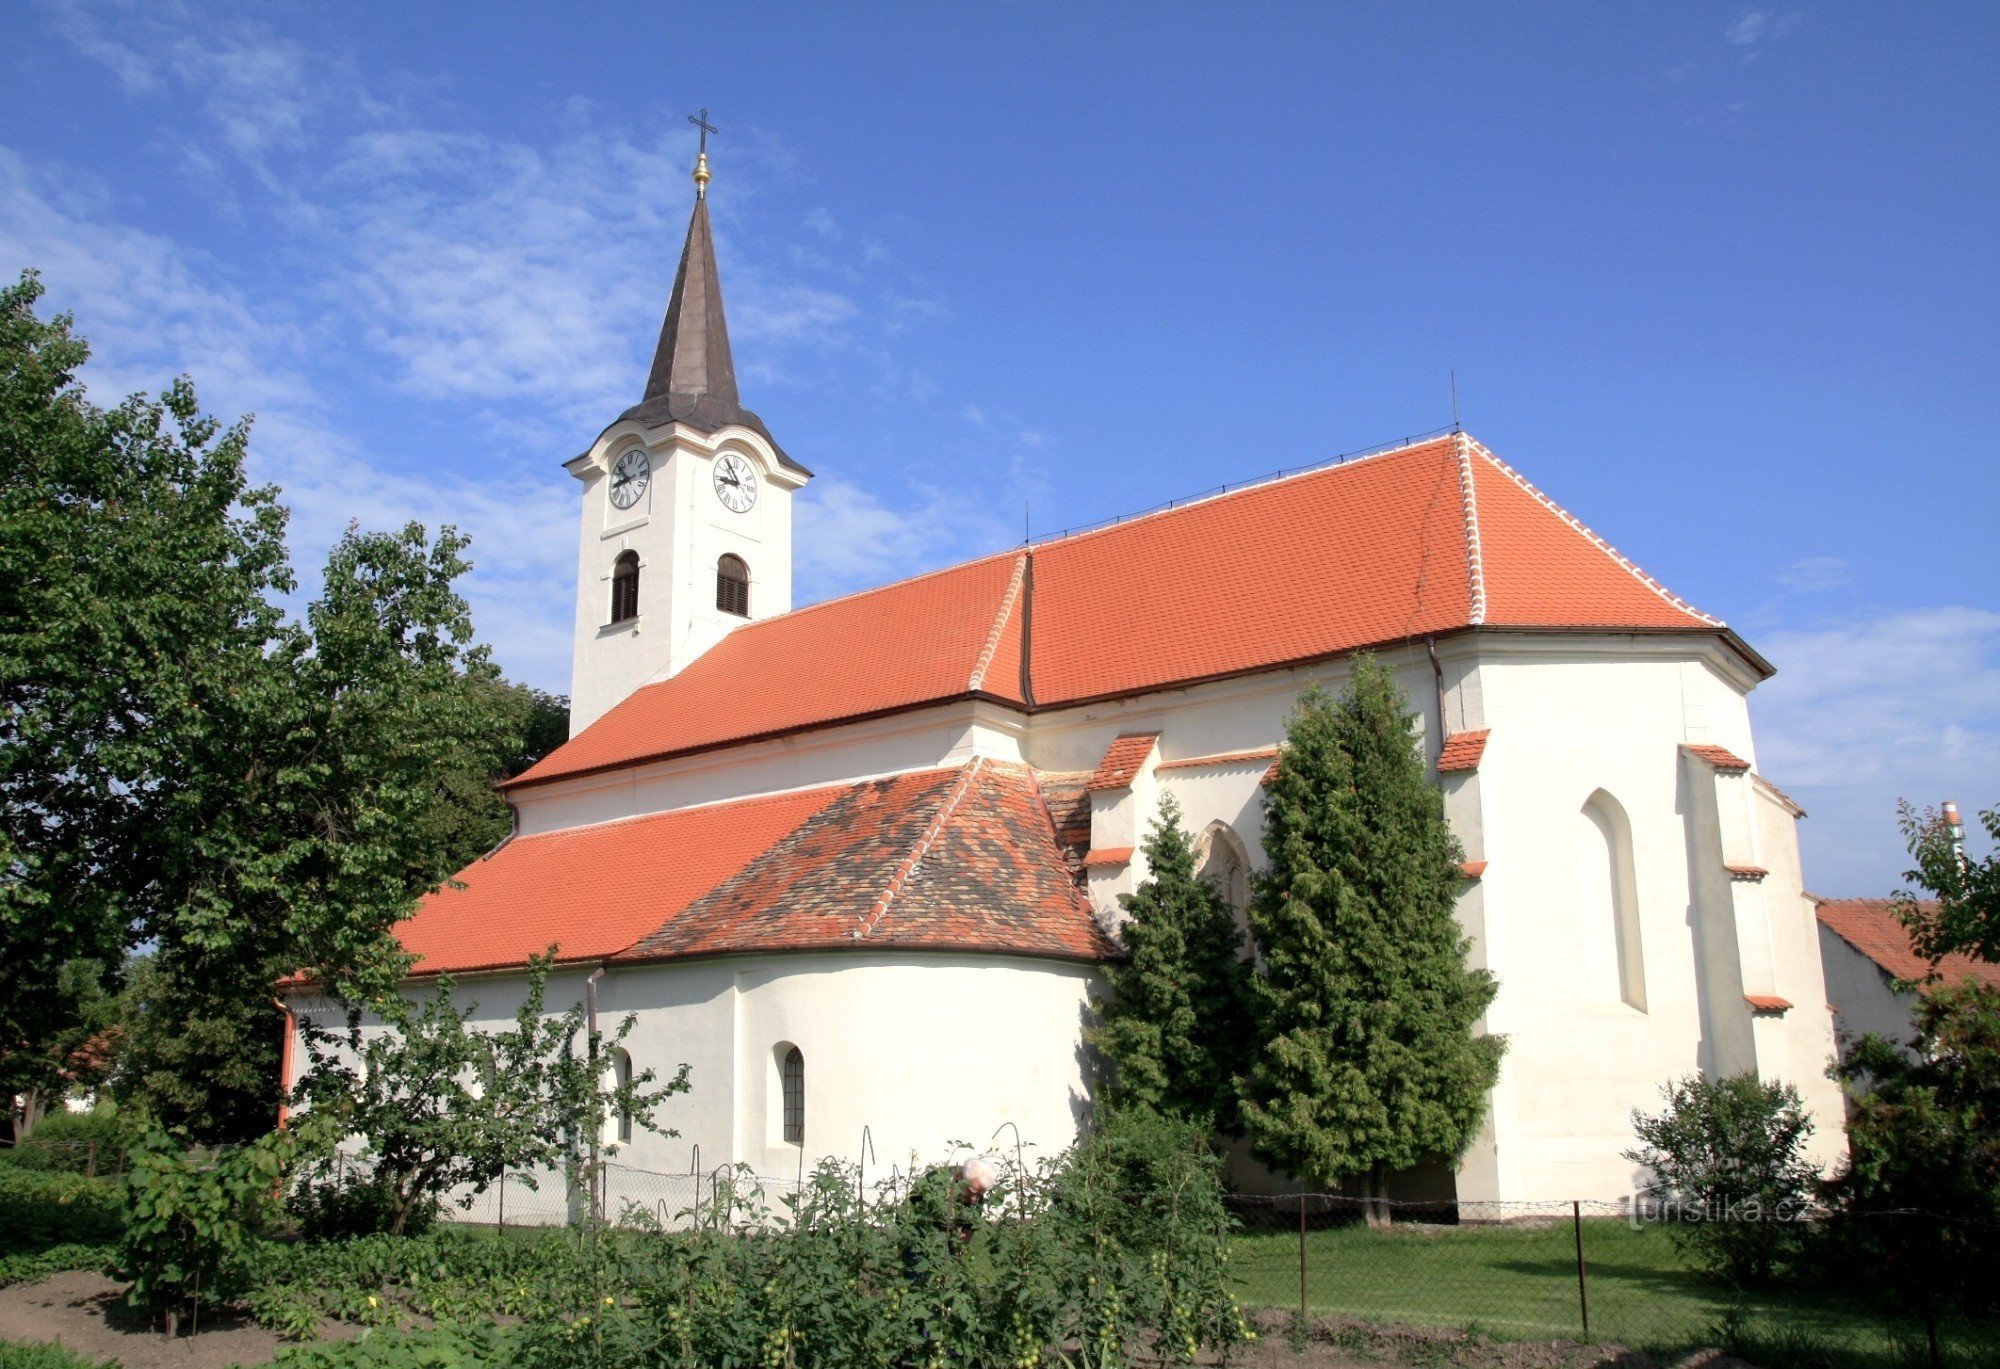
<box><xmin>1229</xmin><ymin>1216</ymin><xmax>1964</xmax><ymax>1359</ymax></box>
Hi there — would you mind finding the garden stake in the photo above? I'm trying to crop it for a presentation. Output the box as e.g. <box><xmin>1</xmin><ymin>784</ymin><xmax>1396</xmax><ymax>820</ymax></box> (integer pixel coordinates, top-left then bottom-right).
<box><xmin>1572</xmin><ymin>1200</ymin><xmax>1590</xmax><ymax>1340</ymax></box>
<box><xmin>498</xmin><ymin>1166</ymin><xmax>505</xmax><ymax>1232</ymax></box>
<box><xmin>1298</xmin><ymin>1194</ymin><xmax>1308</xmax><ymax>1323</ymax></box>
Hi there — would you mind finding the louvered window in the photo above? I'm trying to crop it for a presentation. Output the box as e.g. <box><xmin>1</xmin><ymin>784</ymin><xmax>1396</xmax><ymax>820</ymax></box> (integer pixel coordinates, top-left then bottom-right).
<box><xmin>609</xmin><ymin>551</ymin><xmax>640</xmax><ymax>623</ymax></box>
<box><xmin>716</xmin><ymin>554</ymin><xmax>750</xmax><ymax>617</ymax></box>
<box><xmin>780</xmin><ymin>1045</ymin><xmax>805</xmax><ymax>1144</ymax></box>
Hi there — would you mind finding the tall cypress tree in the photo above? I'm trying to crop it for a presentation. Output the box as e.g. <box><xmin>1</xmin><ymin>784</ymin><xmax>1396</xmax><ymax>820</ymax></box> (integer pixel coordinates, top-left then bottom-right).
<box><xmin>1241</xmin><ymin>656</ymin><xmax>1504</xmax><ymax>1222</ymax></box>
<box><xmin>1088</xmin><ymin>795</ymin><xmax>1254</xmax><ymax>1129</ymax></box>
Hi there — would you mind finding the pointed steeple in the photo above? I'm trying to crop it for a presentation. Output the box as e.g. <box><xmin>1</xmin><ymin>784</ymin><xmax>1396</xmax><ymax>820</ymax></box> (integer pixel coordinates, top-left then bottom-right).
<box><xmin>606</xmin><ymin>153</ymin><xmax>808</xmax><ymax>474</ymax></box>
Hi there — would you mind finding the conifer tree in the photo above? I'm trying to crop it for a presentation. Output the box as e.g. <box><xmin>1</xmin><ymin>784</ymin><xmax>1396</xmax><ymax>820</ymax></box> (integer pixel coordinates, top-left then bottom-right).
<box><xmin>1241</xmin><ymin>656</ymin><xmax>1504</xmax><ymax>1223</ymax></box>
<box><xmin>1088</xmin><ymin>795</ymin><xmax>1254</xmax><ymax>1129</ymax></box>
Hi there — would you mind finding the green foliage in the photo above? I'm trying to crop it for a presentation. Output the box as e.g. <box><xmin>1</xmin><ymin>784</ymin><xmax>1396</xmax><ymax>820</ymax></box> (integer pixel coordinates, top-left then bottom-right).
<box><xmin>0</xmin><ymin>1168</ymin><xmax>125</xmax><ymax>1255</ymax></box>
<box><xmin>1241</xmin><ymin>659</ymin><xmax>1504</xmax><ymax>1205</ymax></box>
<box><xmin>1624</xmin><ymin>1071</ymin><xmax>1816</xmax><ymax>1284</ymax></box>
<box><xmin>118</xmin><ymin>1125</ymin><xmax>301</xmax><ymax>1336</ymax></box>
<box><xmin>0</xmin><ymin>1243</ymin><xmax>119</xmax><ymax>1289</ymax></box>
<box><xmin>1823</xmin><ymin>983</ymin><xmax>2000</xmax><ymax>1317</ymax></box>
<box><xmin>0</xmin><ymin>1342</ymin><xmax>119</xmax><ymax>1369</ymax></box>
<box><xmin>1088</xmin><ymin>796</ymin><xmax>1254</xmax><ymax>1129</ymax></box>
<box><xmin>294</xmin><ymin>955</ymin><xmax>690</xmax><ymax>1235</ymax></box>
<box><xmin>272</xmin><ymin>1325</ymin><xmax>520</xmax><ymax>1368</ymax></box>
<box><xmin>4</xmin><ymin>1106</ymin><xmax>138</xmax><ymax>1173</ymax></box>
<box><xmin>1894</xmin><ymin>799</ymin><xmax>2000</xmax><ymax>970</ymax></box>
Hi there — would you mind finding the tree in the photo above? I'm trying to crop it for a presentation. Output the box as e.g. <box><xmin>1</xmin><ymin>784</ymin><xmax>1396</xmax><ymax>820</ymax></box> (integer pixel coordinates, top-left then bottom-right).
<box><xmin>292</xmin><ymin>954</ymin><xmax>690</xmax><ymax>1235</ymax></box>
<box><xmin>1824</xmin><ymin>984</ymin><xmax>2000</xmax><ymax>1323</ymax></box>
<box><xmin>1087</xmin><ymin>795</ymin><xmax>1253</xmax><ymax>1129</ymax></box>
<box><xmin>1240</xmin><ymin>657</ymin><xmax>1504</xmax><ymax>1224</ymax></box>
<box><xmin>1624</xmin><ymin>1072</ymin><xmax>1817</xmax><ymax>1284</ymax></box>
<box><xmin>1894</xmin><ymin>799</ymin><xmax>2000</xmax><ymax>969</ymax></box>
<box><xmin>2</xmin><ymin>272</ymin><xmax>544</xmax><ymax>1141</ymax></box>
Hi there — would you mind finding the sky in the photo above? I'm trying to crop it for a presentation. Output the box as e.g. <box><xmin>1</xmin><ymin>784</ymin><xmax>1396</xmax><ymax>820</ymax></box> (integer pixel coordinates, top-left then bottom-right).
<box><xmin>3</xmin><ymin>1</ymin><xmax>1994</xmax><ymax>898</ymax></box>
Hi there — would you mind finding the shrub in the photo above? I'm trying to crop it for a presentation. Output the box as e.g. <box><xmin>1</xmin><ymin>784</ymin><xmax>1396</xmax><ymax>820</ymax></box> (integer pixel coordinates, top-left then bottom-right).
<box><xmin>1625</xmin><ymin>1071</ymin><xmax>1817</xmax><ymax>1285</ymax></box>
<box><xmin>0</xmin><ymin>1169</ymin><xmax>125</xmax><ymax>1256</ymax></box>
<box><xmin>287</xmin><ymin>1165</ymin><xmax>436</xmax><ymax>1241</ymax></box>
<box><xmin>0</xmin><ymin>1342</ymin><xmax>119</xmax><ymax>1369</ymax></box>
<box><xmin>0</xmin><ymin>1244</ymin><xmax>119</xmax><ymax>1289</ymax></box>
<box><xmin>5</xmin><ymin>1111</ymin><xmax>139</xmax><ymax>1176</ymax></box>
<box><xmin>272</xmin><ymin>1324</ymin><xmax>517</xmax><ymax>1366</ymax></box>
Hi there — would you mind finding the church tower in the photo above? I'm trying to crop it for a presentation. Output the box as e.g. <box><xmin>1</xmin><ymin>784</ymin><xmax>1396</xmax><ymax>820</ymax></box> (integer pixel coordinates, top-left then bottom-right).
<box><xmin>565</xmin><ymin>140</ymin><xmax>812</xmax><ymax>736</ymax></box>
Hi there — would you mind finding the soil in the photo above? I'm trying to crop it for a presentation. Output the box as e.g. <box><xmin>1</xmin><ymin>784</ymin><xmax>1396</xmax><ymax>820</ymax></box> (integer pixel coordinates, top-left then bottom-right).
<box><xmin>0</xmin><ymin>1271</ymin><xmax>354</xmax><ymax>1368</ymax></box>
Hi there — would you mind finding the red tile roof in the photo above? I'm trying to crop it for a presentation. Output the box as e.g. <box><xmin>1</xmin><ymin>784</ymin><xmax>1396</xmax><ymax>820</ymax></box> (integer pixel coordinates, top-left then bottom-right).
<box><xmin>1437</xmin><ymin>730</ymin><xmax>1490</xmax><ymax>774</ymax></box>
<box><xmin>1726</xmin><ymin>865</ymin><xmax>1769</xmax><ymax>882</ymax></box>
<box><xmin>1684</xmin><ymin>744</ymin><xmax>1752</xmax><ymax>773</ymax></box>
<box><xmin>1459</xmin><ymin>860</ymin><xmax>1488</xmax><ymax>879</ymax></box>
<box><xmin>1815</xmin><ymin>898</ymin><xmax>2000</xmax><ymax>990</ymax></box>
<box><xmin>1743</xmin><ymin>995</ymin><xmax>1792</xmax><ymax>1014</ymax></box>
<box><xmin>513</xmin><ymin>434</ymin><xmax>1733</xmax><ymax>790</ymax></box>
<box><xmin>1082</xmin><ymin>847</ymin><xmax>1134</xmax><ymax>868</ymax></box>
<box><xmin>1086</xmin><ymin>733</ymin><xmax>1160</xmax><ymax>791</ymax></box>
<box><xmin>1155</xmin><ymin>747</ymin><xmax>1278</xmax><ymax>773</ymax></box>
<box><xmin>397</xmin><ymin>762</ymin><xmax>1114</xmax><ymax>975</ymax></box>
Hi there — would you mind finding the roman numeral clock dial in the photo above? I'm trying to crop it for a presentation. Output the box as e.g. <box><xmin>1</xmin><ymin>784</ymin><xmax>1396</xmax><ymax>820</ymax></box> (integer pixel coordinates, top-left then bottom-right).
<box><xmin>608</xmin><ymin>448</ymin><xmax>650</xmax><ymax>509</ymax></box>
<box><xmin>713</xmin><ymin>452</ymin><xmax>757</xmax><ymax>513</ymax></box>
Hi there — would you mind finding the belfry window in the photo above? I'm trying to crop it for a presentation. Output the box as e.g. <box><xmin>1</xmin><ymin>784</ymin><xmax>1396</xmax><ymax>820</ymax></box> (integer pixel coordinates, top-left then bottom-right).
<box><xmin>716</xmin><ymin>554</ymin><xmax>750</xmax><ymax>617</ymax></box>
<box><xmin>780</xmin><ymin>1045</ymin><xmax>805</xmax><ymax>1144</ymax></box>
<box><xmin>609</xmin><ymin>551</ymin><xmax>640</xmax><ymax>624</ymax></box>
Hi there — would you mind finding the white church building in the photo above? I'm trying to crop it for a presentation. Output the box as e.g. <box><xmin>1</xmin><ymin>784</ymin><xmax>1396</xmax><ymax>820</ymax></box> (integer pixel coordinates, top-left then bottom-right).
<box><xmin>284</xmin><ymin>152</ymin><xmax>1847</xmax><ymax>1208</ymax></box>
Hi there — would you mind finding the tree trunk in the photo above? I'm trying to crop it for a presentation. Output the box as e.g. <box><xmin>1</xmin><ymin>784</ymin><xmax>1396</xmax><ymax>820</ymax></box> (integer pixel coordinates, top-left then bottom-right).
<box><xmin>17</xmin><ymin>1089</ymin><xmax>45</xmax><ymax>1140</ymax></box>
<box><xmin>1364</xmin><ymin>1164</ymin><xmax>1392</xmax><ymax>1230</ymax></box>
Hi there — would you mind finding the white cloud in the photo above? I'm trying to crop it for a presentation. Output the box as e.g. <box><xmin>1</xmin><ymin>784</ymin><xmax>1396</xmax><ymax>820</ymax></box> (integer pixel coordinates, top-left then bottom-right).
<box><xmin>1775</xmin><ymin>555</ymin><xmax>1852</xmax><ymax>592</ymax></box>
<box><xmin>1754</xmin><ymin>606</ymin><xmax>2000</xmax><ymax>896</ymax></box>
<box><xmin>794</xmin><ymin>476</ymin><xmax>1011</xmax><ymax>601</ymax></box>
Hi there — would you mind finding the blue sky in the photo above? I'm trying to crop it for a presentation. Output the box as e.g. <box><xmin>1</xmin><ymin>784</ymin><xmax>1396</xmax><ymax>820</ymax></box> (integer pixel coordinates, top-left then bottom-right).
<box><xmin>3</xmin><ymin>1</ymin><xmax>1994</xmax><ymax>897</ymax></box>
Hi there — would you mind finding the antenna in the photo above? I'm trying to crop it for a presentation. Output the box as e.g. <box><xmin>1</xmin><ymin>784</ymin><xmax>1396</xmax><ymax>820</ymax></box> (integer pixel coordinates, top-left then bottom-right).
<box><xmin>1450</xmin><ymin>370</ymin><xmax>1461</xmax><ymax>432</ymax></box>
<box><xmin>1024</xmin><ymin>501</ymin><xmax>1031</xmax><ymax>545</ymax></box>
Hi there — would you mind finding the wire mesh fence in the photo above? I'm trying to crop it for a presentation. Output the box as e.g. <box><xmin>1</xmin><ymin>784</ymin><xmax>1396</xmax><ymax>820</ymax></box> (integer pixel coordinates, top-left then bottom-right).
<box><xmin>1225</xmin><ymin>1195</ymin><xmax>2000</xmax><ymax>1364</ymax></box>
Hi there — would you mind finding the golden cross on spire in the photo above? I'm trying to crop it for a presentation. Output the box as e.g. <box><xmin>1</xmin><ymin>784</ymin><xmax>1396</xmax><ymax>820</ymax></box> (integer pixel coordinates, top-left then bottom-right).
<box><xmin>688</xmin><ymin>108</ymin><xmax>717</xmax><ymax>199</ymax></box>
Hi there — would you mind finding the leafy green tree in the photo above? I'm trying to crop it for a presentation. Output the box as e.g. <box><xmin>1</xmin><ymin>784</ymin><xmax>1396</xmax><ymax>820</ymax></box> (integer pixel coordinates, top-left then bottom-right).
<box><xmin>1824</xmin><ymin>984</ymin><xmax>2000</xmax><ymax>1320</ymax></box>
<box><xmin>1895</xmin><ymin>799</ymin><xmax>2000</xmax><ymax>969</ymax></box>
<box><xmin>1088</xmin><ymin>795</ymin><xmax>1253</xmax><ymax>1129</ymax></box>
<box><xmin>1624</xmin><ymin>1072</ymin><xmax>1817</xmax><ymax>1284</ymax></box>
<box><xmin>292</xmin><ymin>955</ymin><xmax>690</xmax><ymax>1235</ymax></box>
<box><xmin>1240</xmin><ymin>656</ymin><xmax>1503</xmax><ymax>1223</ymax></box>
<box><xmin>1</xmin><ymin>272</ymin><xmax>289</xmax><ymax>1117</ymax></box>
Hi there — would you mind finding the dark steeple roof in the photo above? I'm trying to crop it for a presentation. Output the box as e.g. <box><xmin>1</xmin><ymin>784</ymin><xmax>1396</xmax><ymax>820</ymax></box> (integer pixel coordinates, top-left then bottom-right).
<box><xmin>601</xmin><ymin>194</ymin><xmax>808</xmax><ymax>475</ymax></box>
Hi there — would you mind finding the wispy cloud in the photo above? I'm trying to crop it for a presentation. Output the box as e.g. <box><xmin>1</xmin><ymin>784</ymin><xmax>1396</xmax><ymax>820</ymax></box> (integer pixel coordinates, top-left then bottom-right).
<box><xmin>1755</xmin><ymin>606</ymin><xmax>2000</xmax><ymax>895</ymax></box>
<box><xmin>1775</xmin><ymin>556</ymin><xmax>1852</xmax><ymax>593</ymax></box>
<box><xmin>794</xmin><ymin>477</ymin><xmax>1012</xmax><ymax>601</ymax></box>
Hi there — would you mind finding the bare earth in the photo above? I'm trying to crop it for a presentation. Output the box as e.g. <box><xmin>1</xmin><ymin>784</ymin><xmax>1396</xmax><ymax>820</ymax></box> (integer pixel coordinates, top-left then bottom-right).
<box><xmin>0</xmin><ymin>1275</ymin><xmax>1750</xmax><ymax>1369</ymax></box>
<box><xmin>0</xmin><ymin>1271</ymin><xmax>352</xmax><ymax>1369</ymax></box>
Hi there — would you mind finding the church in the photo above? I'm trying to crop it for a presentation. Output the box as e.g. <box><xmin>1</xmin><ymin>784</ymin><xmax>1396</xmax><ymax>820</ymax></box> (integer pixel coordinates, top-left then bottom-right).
<box><xmin>284</xmin><ymin>146</ymin><xmax>1848</xmax><ymax>1210</ymax></box>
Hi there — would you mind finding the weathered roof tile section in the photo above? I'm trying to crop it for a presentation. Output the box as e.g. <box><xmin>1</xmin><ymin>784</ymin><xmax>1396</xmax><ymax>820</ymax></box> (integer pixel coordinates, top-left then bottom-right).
<box><xmin>1086</xmin><ymin>733</ymin><xmax>1160</xmax><ymax>792</ymax></box>
<box><xmin>1437</xmin><ymin>730</ymin><xmax>1491</xmax><ymax>774</ymax></box>
<box><xmin>517</xmin><ymin>435</ymin><xmax>1735</xmax><ymax>790</ymax></box>
<box><xmin>1815</xmin><ymin>898</ymin><xmax>2000</xmax><ymax>990</ymax></box>
<box><xmin>400</xmin><ymin>762</ymin><xmax>1113</xmax><ymax>975</ymax></box>
<box><xmin>1684</xmin><ymin>744</ymin><xmax>1753</xmax><ymax>773</ymax></box>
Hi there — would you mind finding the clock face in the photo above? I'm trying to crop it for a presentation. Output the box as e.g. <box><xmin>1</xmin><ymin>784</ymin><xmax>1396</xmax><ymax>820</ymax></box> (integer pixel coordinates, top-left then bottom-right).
<box><xmin>608</xmin><ymin>449</ymin><xmax>650</xmax><ymax>510</ymax></box>
<box><xmin>713</xmin><ymin>452</ymin><xmax>758</xmax><ymax>513</ymax></box>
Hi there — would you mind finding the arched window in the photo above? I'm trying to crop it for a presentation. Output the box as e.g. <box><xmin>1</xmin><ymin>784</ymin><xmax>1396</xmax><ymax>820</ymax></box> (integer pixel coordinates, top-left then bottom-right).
<box><xmin>609</xmin><ymin>551</ymin><xmax>640</xmax><ymax>623</ymax></box>
<box><xmin>1196</xmin><ymin>823</ymin><xmax>1254</xmax><ymax>959</ymax></box>
<box><xmin>1577</xmin><ymin>790</ymin><xmax>1647</xmax><ymax>1011</ymax></box>
<box><xmin>779</xmin><ymin>1045</ymin><xmax>805</xmax><ymax>1145</ymax></box>
<box><xmin>607</xmin><ymin>1047</ymin><xmax>634</xmax><ymax>1146</ymax></box>
<box><xmin>716</xmin><ymin>554</ymin><xmax>750</xmax><ymax>617</ymax></box>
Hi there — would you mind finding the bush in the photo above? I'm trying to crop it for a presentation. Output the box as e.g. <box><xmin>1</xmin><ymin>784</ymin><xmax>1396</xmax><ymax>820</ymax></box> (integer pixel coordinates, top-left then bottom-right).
<box><xmin>287</xmin><ymin>1165</ymin><xmax>436</xmax><ymax>1241</ymax></box>
<box><xmin>0</xmin><ymin>1169</ymin><xmax>125</xmax><ymax>1256</ymax></box>
<box><xmin>0</xmin><ymin>1343</ymin><xmax>119</xmax><ymax>1369</ymax></box>
<box><xmin>272</xmin><ymin>1324</ymin><xmax>518</xmax><ymax>1366</ymax></box>
<box><xmin>5</xmin><ymin>1111</ymin><xmax>138</xmax><ymax>1175</ymax></box>
<box><xmin>0</xmin><ymin>1244</ymin><xmax>120</xmax><ymax>1289</ymax></box>
<box><xmin>1625</xmin><ymin>1072</ymin><xmax>1817</xmax><ymax>1285</ymax></box>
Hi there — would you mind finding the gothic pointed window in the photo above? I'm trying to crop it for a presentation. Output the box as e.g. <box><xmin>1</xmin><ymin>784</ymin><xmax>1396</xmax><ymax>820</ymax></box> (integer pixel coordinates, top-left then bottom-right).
<box><xmin>716</xmin><ymin>554</ymin><xmax>750</xmax><ymax>618</ymax></box>
<box><xmin>610</xmin><ymin>551</ymin><xmax>640</xmax><ymax>624</ymax></box>
<box><xmin>1577</xmin><ymin>790</ymin><xmax>1647</xmax><ymax>1011</ymax></box>
<box><xmin>779</xmin><ymin>1044</ymin><xmax>805</xmax><ymax>1145</ymax></box>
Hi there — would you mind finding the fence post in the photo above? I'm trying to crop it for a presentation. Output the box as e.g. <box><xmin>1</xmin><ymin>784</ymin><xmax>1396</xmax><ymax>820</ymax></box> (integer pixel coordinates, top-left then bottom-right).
<box><xmin>1298</xmin><ymin>1194</ymin><xmax>1309</xmax><ymax>1323</ymax></box>
<box><xmin>85</xmin><ymin>1140</ymin><xmax>97</xmax><ymax>1179</ymax></box>
<box><xmin>1572</xmin><ymin>1200</ymin><xmax>1591</xmax><ymax>1341</ymax></box>
<box><xmin>498</xmin><ymin>1166</ymin><xmax>506</xmax><ymax>1233</ymax></box>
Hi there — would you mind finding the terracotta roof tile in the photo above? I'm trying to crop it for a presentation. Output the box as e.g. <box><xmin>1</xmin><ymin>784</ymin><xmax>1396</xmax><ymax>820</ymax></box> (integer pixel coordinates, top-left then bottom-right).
<box><xmin>1086</xmin><ymin>733</ymin><xmax>1160</xmax><ymax>791</ymax></box>
<box><xmin>1082</xmin><ymin>847</ymin><xmax>1134</xmax><ymax>868</ymax></box>
<box><xmin>1815</xmin><ymin>898</ymin><xmax>2000</xmax><ymax>990</ymax></box>
<box><xmin>1726</xmin><ymin>865</ymin><xmax>1769</xmax><ymax>882</ymax></box>
<box><xmin>400</xmin><ymin>763</ymin><xmax>1113</xmax><ymax>974</ymax></box>
<box><xmin>1684</xmin><ymin>744</ymin><xmax>1752</xmax><ymax>773</ymax></box>
<box><xmin>1155</xmin><ymin>747</ymin><xmax>1277</xmax><ymax>773</ymax></box>
<box><xmin>1437</xmin><ymin>730</ymin><xmax>1490</xmax><ymax>774</ymax></box>
<box><xmin>1460</xmin><ymin>860</ymin><xmax>1487</xmax><ymax>879</ymax></box>
<box><xmin>510</xmin><ymin>434</ymin><xmax>1736</xmax><ymax>789</ymax></box>
<box><xmin>1744</xmin><ymin>995</ymin><xmax>1792</xmax><ymax>1014</ymax></box>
